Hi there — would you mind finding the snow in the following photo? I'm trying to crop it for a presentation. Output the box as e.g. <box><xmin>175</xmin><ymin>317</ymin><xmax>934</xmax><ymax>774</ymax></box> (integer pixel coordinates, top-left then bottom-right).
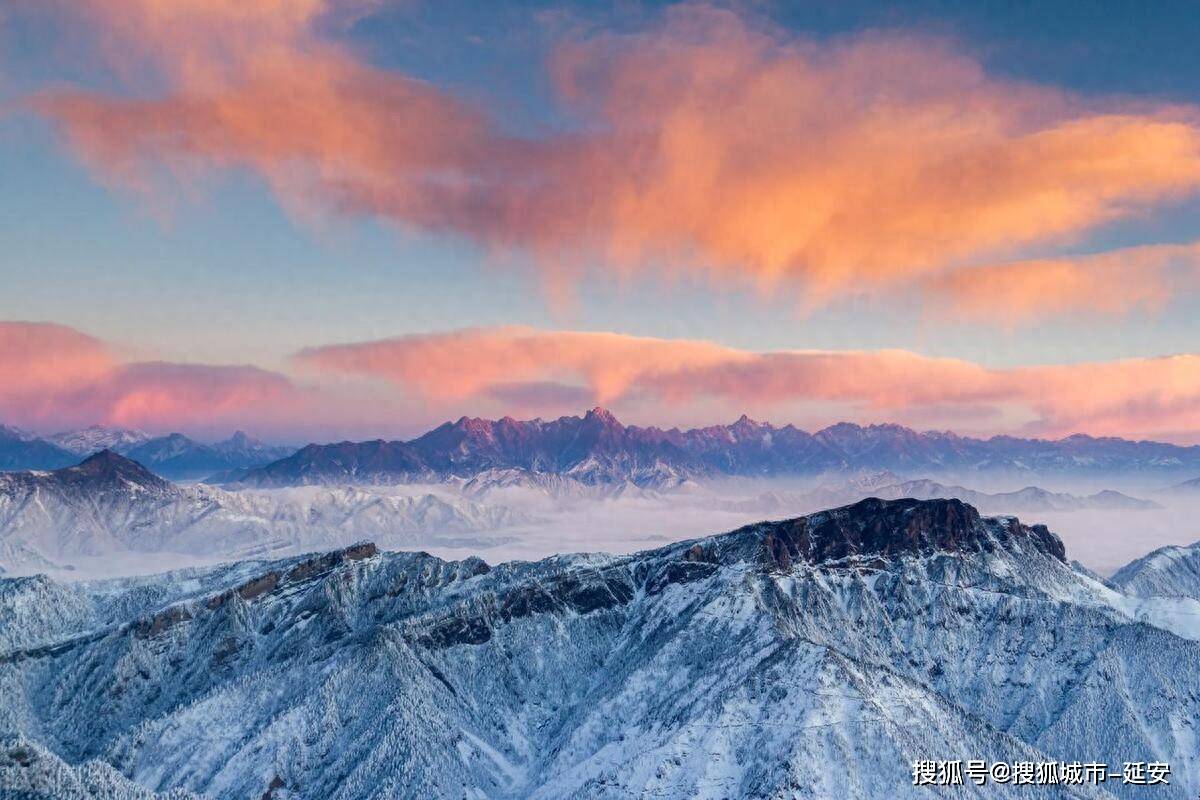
<box><xmin>1</xmin><ymin>500</ymin><xmax>1197</xmax><ymax>798</ymax></box>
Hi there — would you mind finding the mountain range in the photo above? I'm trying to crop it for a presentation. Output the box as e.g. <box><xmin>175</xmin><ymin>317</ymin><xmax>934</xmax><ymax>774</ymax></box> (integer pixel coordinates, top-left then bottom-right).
<box><xmin>2</xmin><ymin>497</ymin><xmax>1198</xmax><ymax>798</ymax></box>
<box><xmin>1</xmin><ymin>426</ymin><xmax>294</xmax><ymax>480</ymax></box>
<box><xmin>723</xmin><ymin>475</ymin><xmax>1159</xmax><ymax>517</ymax></box>
<box><xmin>7</xmin><ymin>411</ymin><xmax>1200</xmax><ymax>487</ymax></box>
<box><xmin>0</xmin><ymin>451</ymin><xmax>527</xmax><ymax>574</ymax></box>
<box><xmin>0</xmin><ymin>426</ymin><xmax>77</xmax><ymax>472</ymax></box>
<box><xmin>844</xmin><ymin>477</ymin><xmax>1159</xmax><ymax>513</ymax></box>
<box><xmin>222</xmin><ymin>408</ymin><xmax>1200</xmax><ymax>488</ymax></box>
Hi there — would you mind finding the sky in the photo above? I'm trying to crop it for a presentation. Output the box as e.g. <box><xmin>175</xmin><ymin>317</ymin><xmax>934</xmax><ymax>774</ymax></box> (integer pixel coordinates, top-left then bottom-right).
<box><xmin>2</xmin><ymin>0</ymin><xmax>1200</xmax><ymax>443</ymax></box>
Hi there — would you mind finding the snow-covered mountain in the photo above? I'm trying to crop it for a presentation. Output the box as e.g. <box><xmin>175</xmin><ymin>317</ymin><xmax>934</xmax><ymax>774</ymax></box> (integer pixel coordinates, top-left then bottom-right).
<box><xmin>0</xmin><ymin>452</ymin><xmax>529</xmax><ymax>575</ymax></box>
<box><xmin>118</xmin><ymin>432</ymin><xmax>294</xmax><ymax>481</ymax></box>
<box><xmin>1</xmin><ymin>498</ymin><xmax>1197</xmax><ymax>798</ymax></box>
<box><xmin>459</xmin><ymin>467</ymin><xmax>696</xmax><ymax>505</ymax></box>
<box><xmin>1</xmin><ymin>735</ymin><xmax>201</xmax><ymax>799</ymax></box>
<box><xmin>47</xmin><ymin>425</ymin><xmax>153</xmax><ymax>456</ymax></box>
<box><xmin>223</xmin><ymin>408</ymin><xmax>1200</xmax><ymax>489</ymax></box>
<box><xmin>0</xmin><ymin>425</ymin><xmax>76</xmax><ymax>472</ymax></box>
<box><xmin>1110</xmin><ymin>539</ymin><xmax>1200</xmax><ymax>600</ymax></box>
<box><xmin>20</xmin><ymin>426</ymin><xmax>295</xmax><ymax>481</ymax></box>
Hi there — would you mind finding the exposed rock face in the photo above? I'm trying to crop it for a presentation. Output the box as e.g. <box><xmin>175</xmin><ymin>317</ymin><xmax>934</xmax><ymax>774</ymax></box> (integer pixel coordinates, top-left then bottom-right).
<box><xmin>0</xmin><ymin>499</ymin><xmax>1196</xmax><ymax>799</ymax></box>
<box><xmin>714</xmin><ymin>498</ymin><xmax>1067</xmax><ymax>571</ymax></box>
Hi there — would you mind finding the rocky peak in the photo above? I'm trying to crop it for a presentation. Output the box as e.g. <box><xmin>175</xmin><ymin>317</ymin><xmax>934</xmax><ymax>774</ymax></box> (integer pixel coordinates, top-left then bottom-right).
<box><xmin>222</xmin><ymin>431</ymin><xmax>252</xmax><ymax>447</ymax></box>
<box><xmin>582</xmin><ymin>407</ymin><xmax>621</xmax><ymax>428</ymax></box>
<box><xmin>728</xmin><ymin>414</ymin><xmax>767</xmax><ymax>436</ymax></box>
<box><xmin>63</xmin><ymin>450</ymin><xmax>170</xmax><ymax>491</ymax></box>
<box><xmin>723</xmin><ymin>497</ymin><xmax>1066</xmax><ymax>571</ymax></box>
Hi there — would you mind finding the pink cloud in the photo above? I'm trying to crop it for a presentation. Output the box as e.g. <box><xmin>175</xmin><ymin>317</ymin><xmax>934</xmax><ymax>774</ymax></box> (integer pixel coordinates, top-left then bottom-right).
<box><xmin>298</xmin><ymin>327</ymin><xmax>1200</xmax><ymax>443</ymax></box>
<box><xmin>927</xmin><ymin>241</ymin><xmax>1200</xmax><ymax>323</ymax></box>
<box><xmin>0</xmin><ymin>322</ymin><xmax>117</xmax><ymax>426</ymax></box>
<box><xmin>4</xmin><ymin>321</ymin><xmax>1200</xmax><ymax>444</ymax></box>
<box><xmin>25</xmin><ymin>2</ymin><xmax>1200</xmax><ymax>310</ymax></box>
<box><xmin>0</xmin><ymin>322</ymin><xmax>311</xmax><ymax>437</ymax></box>
<box><xmin>296</xmin><ymin>326</ymin><xmax>748</xmax><ymax>405</ymax></box>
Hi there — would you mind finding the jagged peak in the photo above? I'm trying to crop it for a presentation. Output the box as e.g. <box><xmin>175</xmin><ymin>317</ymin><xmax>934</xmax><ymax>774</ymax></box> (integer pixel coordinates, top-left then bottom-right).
<box><xmin>583</xmin><ymin>406</ymin><xmax>621</xmax><ymax>425</ymax></box>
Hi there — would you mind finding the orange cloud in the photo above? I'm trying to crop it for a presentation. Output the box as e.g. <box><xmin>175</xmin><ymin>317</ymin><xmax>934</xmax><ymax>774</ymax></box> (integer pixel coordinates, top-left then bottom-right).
<box><xmin>928</xmin><ymin>241</ymin><xmax>1200</xmax><ymax>322</ymax></box>
<box><xmin>27</xmin><ymin>3</ymin><xmax>1200</xmax><ymax>304</ymax></box>
<box><xmin>0</xmin><ymin>322</ymin><xmax>115</xmax><ymax>398</ymax></box>
<box><xmin>87</xmin><ymin>362</ymin><xmax>301</xmax><ymax>434</ymax></box>
<box><xmin>297</xmin><ymin>327</ymin><xmax>1200</xmax><ymax>443</ymax></box>
<box><xmin>0</xmin><ymin>321</ymin><xmax>308</xmax><ymax>436</ymax></box>
<box><xmin>4</xmin><ymin>321</ymin><xmax>1200</xmax><ymax>443</ymax></box>
<box><xmin>296</xmin><ymin>326</ymin><xmax>751</xmax><ymax>405</ymax></box>
<box><xmin>31</xmin><ymin>0</ymin><xmax>488</xmax><ymax>217</ymax></box>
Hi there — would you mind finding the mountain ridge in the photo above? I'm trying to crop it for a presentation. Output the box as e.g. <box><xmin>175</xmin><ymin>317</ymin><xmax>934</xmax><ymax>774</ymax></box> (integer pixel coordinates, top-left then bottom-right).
<box><xmin>2</xmin><ymin>497</ymin><xmax>1196</xmax><ymax>798</ymax></box>
<box><xmin>2</xmin><ymin>427</ymin><xmax>292</xmax><ymax>480</ymax></box>
<box><xmin>222</xmin><ymin>408</ymin><xmax>1200</xmax><ymax>487</ymax></box>
<box><xmin>0</xmin><ymin>452</ymin><xmax>528</xmax><ymax>574</ymax></box>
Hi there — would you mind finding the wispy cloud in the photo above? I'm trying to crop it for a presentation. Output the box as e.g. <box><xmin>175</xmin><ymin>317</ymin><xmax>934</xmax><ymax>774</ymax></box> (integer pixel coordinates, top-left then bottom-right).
<box><xmin>298</xmin><ymin>326</ymin><xmax>1200</xmax><ymax>443</ymax></box>
<box><xmin>25</xmin><ymin>2</ymin><xmax>1200</xmax><ymax>312</ymax></box>
<box><xmin>926</xmin><ymin>241</ymin><xmax>1200</xmax><ymax>322</ymax></box>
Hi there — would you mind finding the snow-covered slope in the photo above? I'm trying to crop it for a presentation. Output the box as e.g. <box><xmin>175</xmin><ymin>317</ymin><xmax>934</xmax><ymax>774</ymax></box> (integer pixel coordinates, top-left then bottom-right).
<box><xmin>1</xmin><ymin>498</ymin><xmax>1196</xmax><ymax>799</ymax></box>
<box><xmin>0</xmin><ymin>452</ymin><xmax>529</xmax><ymax>575</ymax></box>
<box><xmin>1110</xmin><ymin>540</ymin><xmax>1200</xmax><ymax>600</ymax></box>
<box><xmin>0</xmin><ymin>735</ymin><xmax>200</xmax><ymax>799</ymax></box>
<box><xmin>459</xmin><ymin>467</ymin><xmax>694</xmax><ymax>506</ymax></box>
<box><xmin>47</xmin><ymin>426</ymin><xmax>152</xmax><ymax>457</ymax></box>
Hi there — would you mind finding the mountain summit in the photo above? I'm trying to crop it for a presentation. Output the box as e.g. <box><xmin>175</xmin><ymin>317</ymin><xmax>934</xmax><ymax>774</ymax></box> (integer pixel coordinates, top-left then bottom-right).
<box><xmin>65</xmin><ymin>449</ymin><xmax>169</xmax><ymax>488</ymax></box>
<box><xmin>737</xmin><ymin>497</ymin><xmax>1066</xmax><ymax>569</ymax></box>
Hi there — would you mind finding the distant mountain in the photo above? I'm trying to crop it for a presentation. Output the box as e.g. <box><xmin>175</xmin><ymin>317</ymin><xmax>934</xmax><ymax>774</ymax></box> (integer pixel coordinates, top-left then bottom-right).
<box><xmin>871</xmin><ymin>479</ymin><xmax>1160</xmax><ymax>513</ymax></box>
<box><xmin>463</xmin><ymin>465</ymin><xmax>699</xmax><ymax>498</ymax></box>
<box><xmin>0</xmin><ymin>425</ymin><xmax>77</xmax><ymax>472</ymax></box>
<box><xmin>225</xmin><ymin>407</ymin><xmax>703</xmax><ymax>487</ymax></box>
<box><xmin>119</xmin><ymin>431</ymin><xmax>293</xmax><ymax>480</ymax></box>
<box><xmin>225</xmin><ymin>407</ymin><xmax>1200</xmax><ymax>488</ymax></box>
<box><xmin>0</xmin><ymin>452</ymin><xmax>526</xmax><ymax>574</ymax></box>
<box><xmin>46</xmin><ymin>424</ymin><xmax>152</xmax><ymax>456</ymax></box>
<box><xmin>1111</xmin><ymin>540</ymin><xmax>1200</xmax><ymax>600</ymax></box>
<box><xmin>719</xmin><ymin>473</ymin><xmax>1159</xmax><ymax>517</ymax></box>
<box><xmin>33</xmin><ymin>426</ymin><xmax>295</xmax><ymax>480</ymax></box>
<box><xmin>1168</xmin><ymin>475</ymin><xmax>1200</xmax><ymax>493</ymax></box>
<box><xmin>2</xmin><ymin>498</ymin><xmax>1198</xmax><ymax>798</ymax></box>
